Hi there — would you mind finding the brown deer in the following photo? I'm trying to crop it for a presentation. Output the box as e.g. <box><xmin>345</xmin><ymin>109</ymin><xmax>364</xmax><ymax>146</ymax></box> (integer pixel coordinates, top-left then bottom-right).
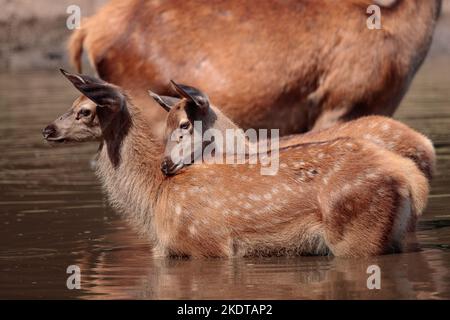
<box><xmin>69</xmin><ymin>0</ymin><xmax>442</xmax><ymax>137</ymax></box>
<box><xmin>43</xmin><ymin>70</ymin><xmax>429</xmax><ymax>258</ymax></box>
<box><xmin>150</xmin><ymin>82</ymin><xmax>435</xmax><ymax>180</ymax></box>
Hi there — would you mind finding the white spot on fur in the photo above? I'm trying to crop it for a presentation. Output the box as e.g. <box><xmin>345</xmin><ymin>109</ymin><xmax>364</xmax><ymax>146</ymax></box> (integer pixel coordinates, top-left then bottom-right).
<box><xmin>243</xmin><ymin>202</ymin><xmax>252</xmax><ymax>209</ymax></box>
<box><xmin>249</xmin><ymin>194</ymin><xmax>262</xmax><ymax>201</ymax></box>
<box><xmin>366</xmin><ymin>172</ymin><xmax>379</xmax><ymax>180</ymax></box>
<box><xmin>333</xmin><ymin>163</ymin><xmax>341</xmax><ymax>173</ymax></box>
<box><xmin>342</xmin><ymin>184</ymin><xmax>351</xmax><ymax>192</ymax></box>
<box><xmin>175</xmin><ymin>205</ymin><xmax>182</xmax><ymax>215</ymax></box>
<box><xmin>189</xmin><ymin>224</ymin><xmax>197</xmax><ymax>235</ymax></box>
<box><xmin>189</xmin><ymin>186</ymin><xmax>201</xmax><ymax>194</ymax></box>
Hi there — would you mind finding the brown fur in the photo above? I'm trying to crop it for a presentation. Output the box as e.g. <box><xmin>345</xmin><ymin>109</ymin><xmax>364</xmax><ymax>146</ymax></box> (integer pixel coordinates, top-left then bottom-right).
<box><xmin>69</xmin><ymin>0</ymin><xmax>441</xmax><ymax>137</ymax></box>
<box><xmin>155</xmin><ymin>141</ymin><xmax>429</xmax><ymax>257</ymax></box>
<box><xmin>44</xmin><ymin>73</ymin><xmax>430</xmax><ymax>258</ymax></box>
<box><xmin>281</xmin><ymin>116</ymin><xmax>436</xmax><ymax>180</ymax></box>
<box><xmin>153</xmin><ymin>85</ymin><xmax>433</xmax><ymax>236</ymax></box>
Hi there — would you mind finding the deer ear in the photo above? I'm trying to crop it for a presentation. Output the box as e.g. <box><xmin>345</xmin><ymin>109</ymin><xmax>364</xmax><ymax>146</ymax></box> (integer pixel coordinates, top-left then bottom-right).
<box><xmin>60</xmin><ymin>68</ymin><xmax>87</xmax><ymax>86</ymax></box>
<box><xmin>60</xmin><ymin>68</ymin><xmax>124</xmax><ymax>112</ymax></box>
<box><xmin>170</xmin><ymin>80</ymin><xmax>210</xmax><ymax>113</ymax></box>
<box><xmin>148</xmin><ymin>90</ymin><xmax>180</xmax><ymax>112</ymax></box>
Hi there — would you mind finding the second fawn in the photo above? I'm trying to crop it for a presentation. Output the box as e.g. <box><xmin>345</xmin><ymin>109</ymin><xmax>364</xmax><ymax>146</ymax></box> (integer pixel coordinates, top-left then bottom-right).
<box><xmin>151</xmin><ymin>82</ymin><xmax>435</xmax><ymax>180</ymax></box>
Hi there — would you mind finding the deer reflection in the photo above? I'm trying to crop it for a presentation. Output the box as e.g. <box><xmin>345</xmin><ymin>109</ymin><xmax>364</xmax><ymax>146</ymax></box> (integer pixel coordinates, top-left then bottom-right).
<box><xmin>72</xmin><ymin>229</ymin><xmax>450</xmax><ymax>299</ymax></box>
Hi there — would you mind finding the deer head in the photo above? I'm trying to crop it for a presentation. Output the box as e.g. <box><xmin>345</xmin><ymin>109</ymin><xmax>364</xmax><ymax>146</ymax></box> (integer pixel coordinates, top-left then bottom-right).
<box><xmin>42</xmin><ymin>69</ymin><xmax>126</xmax><ymax>144</ymax></box>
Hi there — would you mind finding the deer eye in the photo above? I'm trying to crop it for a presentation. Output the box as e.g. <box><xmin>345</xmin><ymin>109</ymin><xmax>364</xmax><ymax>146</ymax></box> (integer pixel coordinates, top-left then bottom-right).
<box><xmin>179</xmin><ymin>121</ymin><xmax>190</xmax><ymax>130</ymax></box>
<box><xmin>79</xmin><ymin>109</ymin><xmax>91</xmax><ymax>117</ymax></box>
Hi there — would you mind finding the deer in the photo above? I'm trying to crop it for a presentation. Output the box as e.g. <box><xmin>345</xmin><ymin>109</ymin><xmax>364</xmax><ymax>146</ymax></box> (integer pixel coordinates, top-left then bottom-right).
<box><xmin>43</xmin><ymin>70</ymin><xmax>429</xmax><ymax>258</ymax></box>
<box><xmin>150</xmin><ymin>82</ymin><xmax>436</xmax><ymax>180</ymax></box>
<box><xmin>68</xmin><ymin>0</ymin><xmax>442</xmax><ymax>138</ymax></box>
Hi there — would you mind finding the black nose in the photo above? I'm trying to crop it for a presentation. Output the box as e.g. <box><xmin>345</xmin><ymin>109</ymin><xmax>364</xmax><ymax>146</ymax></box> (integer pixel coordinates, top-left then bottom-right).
<box><xmin>42</xmin><ymin>124</ymin><xmax>56</xmax><ymax>139</ymax></box>
<box><xmin>161</xmin><ymin>158</ymin><xmax>173</xmax><ymax>176</ymax></box>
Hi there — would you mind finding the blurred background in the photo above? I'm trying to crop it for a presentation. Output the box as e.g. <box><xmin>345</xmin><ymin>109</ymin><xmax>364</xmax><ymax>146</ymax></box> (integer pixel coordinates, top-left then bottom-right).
<box><xmin>0</xmin><ymin>0</ymin><xmax>450</xmax><ymax>299</ymax></box>
<box><xmin>0</xmin><ymin>0</ymin><xmax>449</xmax><ymax>71</ymax></box>
<box><xmin>0</xmin><ymin>0</ymin><xmax>105</xmax><ymax>71</ymax></box>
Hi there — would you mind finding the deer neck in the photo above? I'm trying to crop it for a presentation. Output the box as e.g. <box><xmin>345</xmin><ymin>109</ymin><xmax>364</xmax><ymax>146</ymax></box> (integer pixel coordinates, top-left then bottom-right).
<box><xmin>209</xmin><ymin>105</ymin><xmax>240</xmax><ymax>132</ymax></box>
<box><xmin>95</xmin><ymin>102</ymin><xmax>165</xmax><ymax>235</ymax></box>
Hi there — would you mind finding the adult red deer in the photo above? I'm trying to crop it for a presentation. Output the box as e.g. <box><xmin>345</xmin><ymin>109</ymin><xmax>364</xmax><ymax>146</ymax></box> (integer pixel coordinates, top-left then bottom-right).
<box><xmin>42</xmin><ymin>71</ymin><xmax>429</xmax><ymax>257</ymax></box>
<box><xmin>69</xmin><ymin>0</ymin><xmax>442</xmax><ymax>137</ymax></box>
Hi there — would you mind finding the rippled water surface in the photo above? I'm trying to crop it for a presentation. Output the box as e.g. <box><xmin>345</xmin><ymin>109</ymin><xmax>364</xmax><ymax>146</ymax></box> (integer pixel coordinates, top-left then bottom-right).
<box><xmin>0</xmin><ymin>56</ymin><xmax>449</xmax><ymax>299</ymax></box>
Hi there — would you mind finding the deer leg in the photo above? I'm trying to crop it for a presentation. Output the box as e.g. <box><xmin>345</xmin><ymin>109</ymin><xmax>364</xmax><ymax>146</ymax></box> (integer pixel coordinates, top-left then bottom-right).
<box><xmin>322</xmin><ymin>177</ymin><xmax>409</xmax><ymax>257</ymax></box>
<box><xmin>305</xmin><ymin>86</ymin><xmax>326</xmax><ymax>131</ymax></box>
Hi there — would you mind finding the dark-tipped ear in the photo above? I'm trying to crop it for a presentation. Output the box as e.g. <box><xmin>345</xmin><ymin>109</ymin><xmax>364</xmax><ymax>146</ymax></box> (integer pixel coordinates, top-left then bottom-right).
<box><xmin>60</xmin><ymin>68</ymin><xmax>87</xmax><ymax>86</ymax></box>
<box><xmin>170</xmin><ymin>80</ymin><xmax>209</xmax><ymax>113</ymax></box>
<box><xmin>148</xmin><ymin>90</ymin><xmax>180</xmax><ymax>112</ymax></box>
<box><xmin>60</xmin><ymin>68</ymin><xmax>124</xmax><ymax>112</ymax></box>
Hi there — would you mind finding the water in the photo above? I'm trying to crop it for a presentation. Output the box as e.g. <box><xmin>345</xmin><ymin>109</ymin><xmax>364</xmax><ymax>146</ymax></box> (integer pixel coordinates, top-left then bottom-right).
<box><xmin>0</xmin><ymin>56</ymin><xmax>449</xmax><ymax>299</ymax></box>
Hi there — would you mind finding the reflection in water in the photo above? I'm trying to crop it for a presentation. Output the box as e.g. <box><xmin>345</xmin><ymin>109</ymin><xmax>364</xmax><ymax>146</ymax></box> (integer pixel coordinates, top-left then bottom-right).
<box><xmin>73</xmin><ymin>243</ymin><xmax>450</xmax><ymax>299</ymax></box>
<box><xmin>0</xmin><ymin>55</ymin><xmax>449</xmax><ymax>299</ymax></box>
